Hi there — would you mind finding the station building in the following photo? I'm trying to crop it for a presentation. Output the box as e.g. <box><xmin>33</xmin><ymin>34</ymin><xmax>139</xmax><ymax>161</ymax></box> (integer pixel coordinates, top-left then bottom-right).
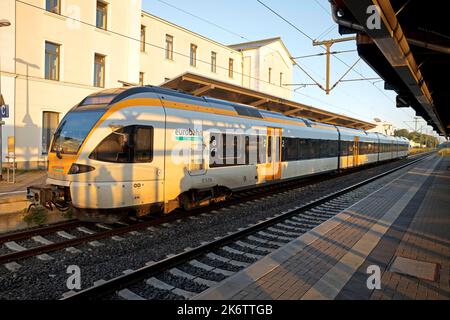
<box><xmin>0</xmin><ymin>0</ymin><xmax>294</xmax><ymax>169</ymax></box>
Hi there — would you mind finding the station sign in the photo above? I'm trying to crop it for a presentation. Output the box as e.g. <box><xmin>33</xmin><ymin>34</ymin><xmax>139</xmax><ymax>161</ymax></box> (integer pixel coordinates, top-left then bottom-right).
<box><xmin>1</xmin><ymin>104</ymin><xmax>9</xmax><ymax>118</ymax></box>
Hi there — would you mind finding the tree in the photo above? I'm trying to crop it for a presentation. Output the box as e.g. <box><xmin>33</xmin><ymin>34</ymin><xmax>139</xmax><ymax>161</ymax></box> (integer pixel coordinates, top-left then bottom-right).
<box><xmin>394</xmin><ymin>129</ymin><xmax>410</xmax><ymax>139</ymax></box>
<box><xmin>394</xmin><ymin>129</ymin><xmax>438</xmax><ymax>148</ymax></box>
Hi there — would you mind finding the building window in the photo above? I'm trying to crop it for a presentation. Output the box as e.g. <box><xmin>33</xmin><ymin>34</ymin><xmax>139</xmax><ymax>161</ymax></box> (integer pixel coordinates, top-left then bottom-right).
<box><xmin>280</xmin><ymin>72</ymin><xmax>283</xmax><ymax>86</ymax></box>
<box><xmin>42</xmin><ymin>111</ymin><xmax>59</xmax><ymax>155</ymax></box>
<box><xmin>228</xmin><ymin>58</ymin><xmax>234</xmax><ymax>78</ymax></box>
<box><xmin>139</xmin><ymin>72</ymin><xmax>144</xmax><ymax>86</ymax></box>
<box><xmin>190</xmin><ymin>44</ymin><xmax>197</xmax><ymax>67</ymax></box>
<box><xmin>211</xmin><ymin>51</ymin><xmax>217</xmax><ymax>73</ymax></box>
<box><xmin>268</xmin><ymin>67</ymin><xmax>272</xmax><ymax>83</ymax></box>
<box><xmin>165</xmin><ymin>34</ymin><xmax>174</xmax><ymax>60</ymax></box>
<box><xmin>94</xmin><ymin>53</ymin><xmax>106</xmax><ymax>87</ymax></box>
<box><xmin>45</xmin><ymin>41</ymin><xmax>60</xmax><ymax>81</ymax></box>
<box><xmin>140</xmin><ymin>25</ymin><xmax>146</xmax><ymax>52</ymax></box>
<box><xmin>46</xmin><ymin>0</ymin><xmax>60</xmax><ymax>14</ymax></box>
<box><xmin>96</xmin><ymin>1</ymin><xmax>108</xmax><ymax>30</ymax></box>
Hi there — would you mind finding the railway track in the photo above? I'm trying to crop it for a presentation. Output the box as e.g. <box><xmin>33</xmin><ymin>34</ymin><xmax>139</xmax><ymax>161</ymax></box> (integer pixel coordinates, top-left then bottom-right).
<box><xmin>62</xmin><ymin>153</ymin><xmax>432</xmax><ymax>300</ymax></box>
<box><xmin>0</xmin><ymin>156</ymin><xmax>419</xmax><ymax>267</ymax></box>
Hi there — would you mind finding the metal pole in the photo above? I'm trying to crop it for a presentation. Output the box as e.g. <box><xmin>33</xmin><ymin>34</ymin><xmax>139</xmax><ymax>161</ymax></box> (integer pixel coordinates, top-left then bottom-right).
<box><xmin>0</xmin><ymin>20</ymin><xmax>12</xmax><ymax>181</ymax></box>
<box><xmin>312</xmin><ymin>37</ymin><xmax>356</xmax><ymax>95</ymax></box>
<box><xmin>325</xmin><ymin>44</ymin><xmax>331</xmax><ymax>95</ymax></box>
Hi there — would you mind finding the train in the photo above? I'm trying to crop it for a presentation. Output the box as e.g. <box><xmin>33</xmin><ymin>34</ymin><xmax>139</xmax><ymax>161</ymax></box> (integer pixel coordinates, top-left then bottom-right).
<box><xmin>27</xmin><ymin>86</ymin><xmax>409</xmax><ymax>222</ymax></box>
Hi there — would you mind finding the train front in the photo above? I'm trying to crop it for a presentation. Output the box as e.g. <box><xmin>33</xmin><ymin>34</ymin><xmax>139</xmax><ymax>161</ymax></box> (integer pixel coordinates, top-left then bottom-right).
<box><xmin>27</xmin><ymin>89</ymin><xmax>125</xmax><ymax>219</ymax></box>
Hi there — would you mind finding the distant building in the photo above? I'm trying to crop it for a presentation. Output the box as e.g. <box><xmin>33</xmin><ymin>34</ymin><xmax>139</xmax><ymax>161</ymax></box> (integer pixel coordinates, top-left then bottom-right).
<box><xmin>368</xmin><ymin>118</ymin><xmax>396</xmax><ymax>136</ymax></box>
<box><xmin>409</xmin><ymin>141</ymin><xmax>425</xmax><ymax>148</ymax></box>
<box><xmin>0</xmin><ymin>0</ymin><xmax>294</xmax><ymax>169</ymax></box>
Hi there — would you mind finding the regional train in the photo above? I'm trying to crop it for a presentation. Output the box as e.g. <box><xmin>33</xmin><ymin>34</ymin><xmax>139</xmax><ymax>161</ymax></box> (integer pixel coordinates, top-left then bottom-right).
<box><xmin>27</xmin><ymin>86</ymin><xmax>409</xmax><ymax>221</ymax></box>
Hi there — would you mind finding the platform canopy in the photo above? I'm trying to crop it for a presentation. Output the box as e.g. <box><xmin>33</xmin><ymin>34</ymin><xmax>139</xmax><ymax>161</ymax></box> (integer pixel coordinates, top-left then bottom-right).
<box><xmin>330</xmin><ymin>0</ymin><xmax>450</xmax><ymax>137</ymax></box>
<box><xmin>161</xmin><ymin>72</ymin><xmax>376</xmax><ymax>131</ymax></box>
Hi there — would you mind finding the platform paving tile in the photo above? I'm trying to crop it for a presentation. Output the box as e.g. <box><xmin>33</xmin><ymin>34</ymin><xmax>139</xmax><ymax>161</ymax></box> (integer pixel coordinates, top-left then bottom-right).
<box><xmin>194</xmin><ymin>155</ymin><xmax>447</xmax><ymax>300</ymax></box>
<box><xmin>364</xmin><ymin>157</ymin><xmax>450</xmax><ymax>300</ymax></box>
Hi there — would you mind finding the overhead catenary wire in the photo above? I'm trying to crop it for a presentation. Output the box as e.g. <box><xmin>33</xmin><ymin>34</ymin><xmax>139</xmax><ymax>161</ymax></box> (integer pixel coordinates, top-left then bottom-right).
<box><xmin>316</xmin><ymin>24</ymin><xmax>336</xmax><ymax>40</ymax></box>
<box><xmin>13</xmin><ymin>0</ymin><xmax>376</xmax><ymax>122</ymax></box>
<box><xmin>15</xmin><ymin>0</ymin><xmax>288</xmax><ymax>95</ymax></box>
<box><xmin>156</xmin><ymin>0</ymin><xmax>251</xmax><ymax>41</ymax></box>
<box><xmin>255</xmin><ymin>0</ymin><xmax>425</xmax><ymax>127</ymax></box>
<box><xmin>153</xmin><ymin>0</ymin><xmax>375</xmax><ymax>121</ymax></box>
<box><xmin>292</xmin><ymin>49</ymin><xmax>357</xmax><ymax>59</ymax></box>
<box><xmin>256</xmin><ymin>0</ymin><xmax>397</xmax><ymax>98</ymax></box>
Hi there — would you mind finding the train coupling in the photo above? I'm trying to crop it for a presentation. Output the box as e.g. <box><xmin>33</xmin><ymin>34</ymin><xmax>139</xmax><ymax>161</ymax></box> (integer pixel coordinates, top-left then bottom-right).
<box><xmin>27</xmin><ymin>184</ymin><xmax>71</xmax><ymax>212</ymax></box>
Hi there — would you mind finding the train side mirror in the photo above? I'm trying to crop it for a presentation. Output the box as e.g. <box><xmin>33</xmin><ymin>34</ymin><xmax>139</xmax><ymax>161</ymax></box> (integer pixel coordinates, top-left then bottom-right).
<box><xmin>120</xmin><ymin>133</ymin><xmax>132</xmax><ymax>148</ymax></box>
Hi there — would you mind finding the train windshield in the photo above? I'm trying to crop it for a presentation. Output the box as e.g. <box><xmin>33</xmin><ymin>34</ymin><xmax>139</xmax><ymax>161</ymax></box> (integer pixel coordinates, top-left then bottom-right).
<box><xmin>51</xmin><ymin>110</ymin><xmax>105</xmax><ymax>155</ymax></box>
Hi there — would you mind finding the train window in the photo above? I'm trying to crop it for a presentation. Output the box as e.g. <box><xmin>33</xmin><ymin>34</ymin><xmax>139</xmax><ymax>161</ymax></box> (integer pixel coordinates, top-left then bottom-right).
<box><xmin>233</xmin><ymin>136</ymin><xmax>238</xmax><ymax>165</ymax></box>
<box><xmin>256</xmin><ymin>135</ymin><xmax>264</xmax><ymax>164</ymax></box>
<box><xmin>51</xmin><ymin>110</ymin><xmax>105</xmax><ymax>155</ymax></box>
<box><xmin>348</xmin><ymin>142</ymin><xmax>354</xmax><ymax>156</ymax></box>
<box><xmin>233</xmin><ymin>105</ymin><xmax>263</xmax><ymax>118</ymax></box>
<box><xmin>134</xmin><ymin>127</ymin><xmax>153</xmax><ymax>163</ymax></box>
<box><xmin>222</xmin><ymin>133</ymin><xmax>227</xmax><ymax>164</ymax></box>
<box><xmin>245</xmin><ymin>136</ymin><xmax>250</xmax><ymax>165</ymax></box>
<box><xmin>340</xmin><ymin>141</ymin><xmax>346</xmax><ymax>156</ymax></box>
<box><xmin>298</xmin><ymin>139</ymin><xmax>308</xmax><ymax>159</ymax></box>
<box><xmin>359</xmin><ymin>142</ymin><xmax>367</xmax><ymax>155</ymax></box>
<box><xmin>328</xmin><ymin>140</ymin><xmax>338</xmax><ymax>158</ymax></box>
<box><xmin>322</xmin><ymin>140</ymin><xmax>335</xmax><ymax>158</ymax></box>
<box><xmin>261</xmin><ymin>136</ymin><xmax>267</xmax><ymax>163</ymax></box>
<box><xmin>267</xmin><ymin>136</ymin><xmax>272</xmax><ymax>160</ymax></box>
<box><xmin>89</xmin><ymin>125</ymin><xmax>153</xmax><ymax>163</ymax></box>
<box><xmin>281</xmin><ymin>137</ymin><xmax>298</xmax><ymax>162</ymax></box>
<box><xmin>209</xmin><ymin>134</ymin><xmax>225</xmax><ymax>168</ymax></box>
<box><xmin>210</xmin><ymin>135</ymin><xmax>217</xmax><ymax>158</ymax></box>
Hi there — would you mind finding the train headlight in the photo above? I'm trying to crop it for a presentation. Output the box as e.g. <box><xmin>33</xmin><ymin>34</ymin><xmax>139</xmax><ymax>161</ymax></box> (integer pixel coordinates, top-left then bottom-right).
<box><xmin>68</xmin><ymin>164</ymin><xmax>96</xmax><ymax>175</ymax></box>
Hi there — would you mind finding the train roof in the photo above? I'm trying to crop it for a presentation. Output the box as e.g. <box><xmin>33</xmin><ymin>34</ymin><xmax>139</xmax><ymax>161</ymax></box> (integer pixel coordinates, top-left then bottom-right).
<box><xmin>78</xmin><ymin>86</ymin><xmax>408</xmax><ymax>143</ymax></box>
<box><xmin>78</xmin><ymin>86</ymin><xmax>318</xmax><ymax>125</ymax></box>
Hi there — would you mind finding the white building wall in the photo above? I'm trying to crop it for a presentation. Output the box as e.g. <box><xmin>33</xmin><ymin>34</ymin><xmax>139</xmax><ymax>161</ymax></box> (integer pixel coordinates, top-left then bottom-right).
<box><xmin>236</xmin><ymin>40</ymin><xmax>293</xmax><ymax>99</ymax></box>
<box><xmin>140</xmin><ymin>12</ymin><xmax>243</xmax><ymax>87</ymax></box>
<box><xmin>368</xmin><ymin>120</ymin><xmax>395</xmax><ymax>136</ymax></box>
<box><xmin>10</xmin><ymin>0</ymin><xmax>142</xmax><ymax>168</ymax></box>
<box><xmin>0</xmin><ymin>0</ymin><xmax>16</xmax><ymax>166</ymax></box>
<box><xmin>258</xmin><ymin>42</ymin><xmax>293</xmax><ymax>99</ymax></box>
<box><xmin>1</xmin><ymin>1</ymin><xmax>294</xmax><ymax>168</ymax></box>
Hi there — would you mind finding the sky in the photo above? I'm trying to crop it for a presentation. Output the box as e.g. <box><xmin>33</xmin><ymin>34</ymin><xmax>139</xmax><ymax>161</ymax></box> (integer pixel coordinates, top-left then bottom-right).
<box><xmin>142</xmin><ymin>0</ymin><xmax>438</xmax><ymax>138</ymax></box>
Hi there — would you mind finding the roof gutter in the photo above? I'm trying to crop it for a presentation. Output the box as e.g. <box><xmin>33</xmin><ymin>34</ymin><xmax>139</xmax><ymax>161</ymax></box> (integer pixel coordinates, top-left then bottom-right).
<box><xmin>329</xmin><ymin>0</ymin><xmax>446</xmax><ymax>135</ymax></box>
<box><xmin>330</xmin><ymin>1</ymin><xmax>450</xmax><ymax>55</ymax></box>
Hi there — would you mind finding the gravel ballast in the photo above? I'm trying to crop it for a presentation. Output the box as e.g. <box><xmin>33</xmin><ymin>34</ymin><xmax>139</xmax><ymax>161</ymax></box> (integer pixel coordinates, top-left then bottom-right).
<box><xmin>0</xmin><ymin>158</ymin><xmax>423</xmax><ymax>299</ymax></box>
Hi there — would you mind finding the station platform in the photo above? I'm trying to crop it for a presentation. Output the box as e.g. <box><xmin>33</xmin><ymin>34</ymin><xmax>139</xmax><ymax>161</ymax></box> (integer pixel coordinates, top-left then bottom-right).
<box><xmin>0</xmin><ymin>170</ymin><xmax>46</xmax><ymax>195</ymax></box>
<box><xmin>0</xmin><ymin>170</ymin><xmax>46</xmax><ymax>217</ymax></box>
<box><xmin>196</xmin><ymin>154</ymin><xmax>450</xmax><ymax>300</ymax></box>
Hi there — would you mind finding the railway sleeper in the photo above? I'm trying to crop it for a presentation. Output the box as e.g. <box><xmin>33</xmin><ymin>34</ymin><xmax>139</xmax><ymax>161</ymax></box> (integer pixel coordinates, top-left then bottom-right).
<box><xmin>189</xmin><ymin>260</ymin><xmax>235</xmax><ymax>277</ymax></box>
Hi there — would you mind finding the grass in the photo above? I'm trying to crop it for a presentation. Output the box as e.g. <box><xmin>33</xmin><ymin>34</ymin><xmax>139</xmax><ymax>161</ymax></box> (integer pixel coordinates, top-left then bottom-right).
<box><xmin>23</xmin><ymin>207</ymin><xmax>48</xmax><ymax>225</ymax></box>
<box><xmin>409</xmin><ymin>148</ymin><xmax>435</xmax><ymax>155</ymax></box>
<box><xmin>438</xmin><ymin>148</ymin><xmax>450</xmax><ymax>157</ymax></box>
<box><xmin>61</xmin><ymin>208</ymin><xmax>73</xmax><ymax>220</ymax></box>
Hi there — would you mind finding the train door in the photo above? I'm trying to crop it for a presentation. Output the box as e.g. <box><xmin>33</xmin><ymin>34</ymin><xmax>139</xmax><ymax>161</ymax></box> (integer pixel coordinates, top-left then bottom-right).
<box><xmin>188</xmin><ymin>133</ymin><xmax>207</xmax><ymax>176</ymax></box>
<box><xmin>265</xmin><ymin>127</ymin><xmax>282</xmax><ymax>181</ymax></box>
<box><xmin>353</xmin><ymin>136</ymin><xmax>359</xmax><ymax>167</ymax></box>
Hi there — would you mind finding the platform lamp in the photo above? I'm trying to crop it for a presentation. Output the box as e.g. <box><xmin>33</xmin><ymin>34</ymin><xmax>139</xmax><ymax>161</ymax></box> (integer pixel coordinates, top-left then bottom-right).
<box><xmin>0</xmin><ymin>19</ymin><xmax>11</xmax><ymax>181</ymax></box>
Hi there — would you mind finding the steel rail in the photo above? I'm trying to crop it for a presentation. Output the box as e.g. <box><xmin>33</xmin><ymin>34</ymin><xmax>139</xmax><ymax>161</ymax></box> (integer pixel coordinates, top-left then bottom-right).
<box><xmin>0</xmin><ymin>219</ymin><xmax>84</xmax><ymax>244</ymax></box>
<box><xmin>63</xmin><ymin>153</ymin><xmax>433</xmax><ymax>300</ymax></box>
<box><xmin>0</xmin><ymin>156</ymin><xmax>384</xmax><ymax>264</ymax></box>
